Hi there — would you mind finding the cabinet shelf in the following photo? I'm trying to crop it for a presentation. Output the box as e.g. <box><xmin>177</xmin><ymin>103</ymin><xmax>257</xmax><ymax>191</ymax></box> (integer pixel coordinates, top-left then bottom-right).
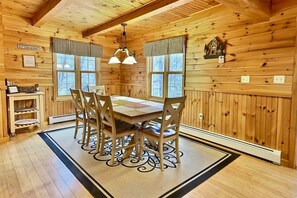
<box><xmin>15</xmin><ymin>107</ymin><xmax>38</xmax><ymax>115</ymax></box>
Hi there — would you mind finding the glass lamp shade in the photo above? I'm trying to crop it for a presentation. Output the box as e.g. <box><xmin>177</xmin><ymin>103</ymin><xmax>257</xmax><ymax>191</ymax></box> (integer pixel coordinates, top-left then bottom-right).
<box><xmin>108</xmin><ymin>56</ymin><xmax>121</xmax><ymax>64</ymax></box>
<box><xmin>122</xmin><ymin>55</ymin><xmax>137</xmax><ymax>65</ymax></box>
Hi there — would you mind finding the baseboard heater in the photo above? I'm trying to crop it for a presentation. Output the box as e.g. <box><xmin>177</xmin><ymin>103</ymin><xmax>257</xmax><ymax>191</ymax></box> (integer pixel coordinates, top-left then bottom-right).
<box><xmin>48</xmin><ymin>114</ymin><xmax>76</xmax><ymax>124</ymax></box>
<box><xmin>180</xmin><ymin>124</ymin><xmax>281</xmax><ymax>165</ymax></box>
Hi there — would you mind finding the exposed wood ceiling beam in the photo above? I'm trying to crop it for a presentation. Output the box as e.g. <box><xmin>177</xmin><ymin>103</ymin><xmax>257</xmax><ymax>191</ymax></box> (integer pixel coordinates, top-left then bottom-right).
<box><xmin>215</xmin><ymin>0</ymin><xmax>271</xmax><ymax>22</ymax></box>
<box><xmin>82</xmin><ymin>0</ymin><xmax>192</xmax><ymax>38</ymax></box>
<box><xmin>32</xmin><ymin>0</ymin><xmax>74</xmax><ymax>27</ymax></box>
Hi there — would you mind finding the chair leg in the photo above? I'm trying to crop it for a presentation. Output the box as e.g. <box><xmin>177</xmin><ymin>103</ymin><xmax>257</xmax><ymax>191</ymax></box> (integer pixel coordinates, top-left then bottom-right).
<box><xmin>99</xmin><ymin>134</ymin><xmax>105</xmax><ymax>154</ymax></box>
<box><xmin>139</xmin><ymin>133</ymin><xmax>144</xmax><ymax>160</ymax></box>
<box><xmin>159</xmin><ymin>142</ymin><xmax>164</xmax><ymax>171</ymax></box>
<box><xmin>96</xmin><ymin>129</ymin><xmax>100</xmax><ymax>153</ymax></box>
<box><xmin>86</xmin><ymin>125</ymin><xmax>91</xmax><ymax>146</ymax></box>
<box><xmin>74</xmin><ymin>118</ymin><xmax>79</xmax><ymax>139</ymax></box>
<box><xmin>110</xmin><ymin>139</ymin><xmax>116</xmax><ymax>166</ymax></box>
<box><xmin>175</xmin><ymin>137</ymin><xmax>180</xmax><ymax>163</ymax></box>
<box><xmin>82</xmin><ymin>121</ymin><xmax>87</xmax><ymax>144</ymax></box>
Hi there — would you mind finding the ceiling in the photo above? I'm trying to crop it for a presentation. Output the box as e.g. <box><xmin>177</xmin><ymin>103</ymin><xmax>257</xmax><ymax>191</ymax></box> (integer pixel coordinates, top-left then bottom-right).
<box><xmin>2</xmin><ymin>0</ymin><xmax>220</xmax><ymax>37</ymax></box>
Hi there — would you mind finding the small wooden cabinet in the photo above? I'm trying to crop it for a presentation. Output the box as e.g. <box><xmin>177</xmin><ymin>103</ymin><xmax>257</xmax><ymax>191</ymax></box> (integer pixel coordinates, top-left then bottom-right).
<box><xmin>7</xmin><ymin>92</ymin><xmax>44</xmax><ymax>135</ymax></box>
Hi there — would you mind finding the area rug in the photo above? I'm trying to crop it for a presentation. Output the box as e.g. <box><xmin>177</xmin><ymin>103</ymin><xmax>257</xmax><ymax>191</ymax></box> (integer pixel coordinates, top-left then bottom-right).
<box><xmin>39</xmin><ymin>126</ymin><xmax>239</xmax><ymax>198</ymax></box>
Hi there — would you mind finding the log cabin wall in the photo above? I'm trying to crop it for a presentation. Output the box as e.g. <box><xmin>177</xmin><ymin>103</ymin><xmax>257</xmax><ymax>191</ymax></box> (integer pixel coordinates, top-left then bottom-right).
<box><xmin>121</xmin><ymin>2</ymin><xmax>297</xmax><ymax>167</ymax></box>
<box><xmin>0</xmin><ymin>5</ymin><xmax>121</xmax><ymax>134</ymax></box>
<box><xmin>0</xmin><ymin>3</ymin><xmax>8</xmax><ymax>143</ymax></box>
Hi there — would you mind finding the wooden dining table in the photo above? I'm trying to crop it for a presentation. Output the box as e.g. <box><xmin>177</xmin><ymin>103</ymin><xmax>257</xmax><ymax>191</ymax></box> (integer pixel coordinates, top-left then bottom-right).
<box><xmin>109</xmin><ymin>96</ymin><xmax>164</xmax><ymax>157</ymax></box>
<box><xmin>111</xmin><ymin>96</ymin><xmax>163</xmax><ymax>125</ymax></box>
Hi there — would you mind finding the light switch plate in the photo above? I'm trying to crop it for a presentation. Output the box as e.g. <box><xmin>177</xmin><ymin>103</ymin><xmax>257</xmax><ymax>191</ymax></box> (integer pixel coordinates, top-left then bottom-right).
<box><xmin>273</xmin><ymin>75</ymin><xmax>285</xmax><ymax>84</ymax></box>
<box><xmin>241</xmin><ymin>75</ymin><xmax>250</xmax><ymax>83</ymax></box>
<box><xmin>218</xmin><ymin>56</ymin><xmax>225</xmax><ymax>64</ymax></box>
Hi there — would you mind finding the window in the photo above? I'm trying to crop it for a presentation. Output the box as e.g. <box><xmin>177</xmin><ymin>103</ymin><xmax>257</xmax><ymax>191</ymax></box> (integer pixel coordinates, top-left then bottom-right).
<box><xmin>148</xmin><ymin>53</ymin><xmax>184</xmax><ymax>100</ymax></box>
<box><xmin>54</xmin><ymin>53</ymin><xmax>99</xmax><ymax>99</ymax></box>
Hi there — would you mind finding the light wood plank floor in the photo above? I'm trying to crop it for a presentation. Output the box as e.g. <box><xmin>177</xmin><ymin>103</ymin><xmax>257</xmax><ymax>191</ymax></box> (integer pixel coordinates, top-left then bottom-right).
<box><xmin>0</xmin><ymin>123</ymin><xmax>297</xmax><ymax>198</ymax></box>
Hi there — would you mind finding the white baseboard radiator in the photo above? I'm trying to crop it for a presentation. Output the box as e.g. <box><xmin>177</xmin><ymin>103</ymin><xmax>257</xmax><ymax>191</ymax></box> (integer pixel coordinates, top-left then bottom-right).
<box><xmin>48</xmin><ymin>114</ymin><xmax>76</xmax><ymax>124</ymax></box>
<box><xmin>180</xmin><ymin>124</ymin><xmax>281</xmax><ymax>165</ymax></box>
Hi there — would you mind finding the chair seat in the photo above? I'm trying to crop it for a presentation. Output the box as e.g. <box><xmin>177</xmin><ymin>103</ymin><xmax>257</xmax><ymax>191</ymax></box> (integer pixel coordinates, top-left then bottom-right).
<box><xmin>104</xmin><ymin>119</ymin><xmax>137</xmax><ymax>133</ymax></box>
<box><xmin>140</xmin><ymin>125</ymin><xmax>176</xmax><ymax>138</ymax></box>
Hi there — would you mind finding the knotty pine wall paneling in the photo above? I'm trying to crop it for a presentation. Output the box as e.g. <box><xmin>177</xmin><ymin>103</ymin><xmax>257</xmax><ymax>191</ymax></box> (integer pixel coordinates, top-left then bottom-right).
<box><xmin>2</xmin><ymin>12</ymin><xmax>120</xmax><ymax>124</ymax></box>
<box><xmin>122</xmin><ymin>2</ymin><xmax>297</xmax><ymax>167</ymax></box>
<box><xmin>0</xmin><ymin>3</ymin><xmax>8</xmax><ymax>142</ymax></box>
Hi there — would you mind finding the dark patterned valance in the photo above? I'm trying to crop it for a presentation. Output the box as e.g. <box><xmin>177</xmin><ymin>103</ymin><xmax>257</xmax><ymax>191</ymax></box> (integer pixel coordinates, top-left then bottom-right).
<box><xmin>144</xmin><ymin>36</ymin><xmax>186</xmax><ymax>57</ymax></box>
<box><xmin>52</xmin><ymin>37</ymin><xmax>102</xmax><ymax>58</ymax></box>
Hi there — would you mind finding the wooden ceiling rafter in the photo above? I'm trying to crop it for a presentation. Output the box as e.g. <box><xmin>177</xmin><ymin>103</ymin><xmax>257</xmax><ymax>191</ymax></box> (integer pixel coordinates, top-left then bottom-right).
<box><xmin>82</xmin><ymin>0</ymin><xmax>193</xmax><ymax>38</ymax></box>
<box><xmin>215</xmin><ymin>0</ymin><xmax>272</xmax><ymax>22</ymax></box>
<box><xmin>32</xmin><ymin>0</ymin><xmax>74</xmax><ymax>27</ymax></box>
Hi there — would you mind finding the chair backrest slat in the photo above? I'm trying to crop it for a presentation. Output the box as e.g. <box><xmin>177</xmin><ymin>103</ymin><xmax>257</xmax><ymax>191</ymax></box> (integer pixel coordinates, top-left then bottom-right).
<box><xmin>160</xmin><ymin>96</ymin><xmax>186</xmax><ymax>136</ymax></box>
<box><xmin>82</xmin><ymin>91</ymin><xmax>99</xmax><ymax>120</ymax></box>
<box><xmin>70</xmin><ymin>89</ymin><xmax>85</xmax><ymax>112</ymax></box>
<box><xmin>89</xmin><ymin>85</ymin><xmax>106</xmax><ymax>95</ymax></box>
<box><xmin>96</xmin><ymin>95</ymin><xmax>116</xmax><ymax>133</ymax></box>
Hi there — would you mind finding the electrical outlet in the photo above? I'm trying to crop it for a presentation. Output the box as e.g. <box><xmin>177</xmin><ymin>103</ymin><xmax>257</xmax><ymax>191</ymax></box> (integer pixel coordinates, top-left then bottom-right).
<box><xmin>198</xmin><ymin>113</ymin><xmax>203</xmax><ymax>120</ymax></box>
<box><xmin>218</xmin><ymin>56</ymin><xmax>225</xmax><ymax>64</ymax></box>
<box><xmin>273</xmin><ymin>75</ymin><xmax>285</xmax><ymax>84</ymax></box>
<box><xmin>241</xmin><ymin>75</ymin><xmax>250</xmax><ymax>83</ymax></box>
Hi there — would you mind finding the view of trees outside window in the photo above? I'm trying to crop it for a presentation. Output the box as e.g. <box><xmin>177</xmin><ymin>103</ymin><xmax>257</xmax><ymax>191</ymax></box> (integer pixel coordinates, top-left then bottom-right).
<box><xmin>55</xmin><ymin>53</ymin><xmax>97</xmax><ymax>96</ymax></box>
<box><xmin>81</xmin><ymin>56</ymin><xmax>96</xmax><ymax>91</ymax></box>
<box><xmin>150</xmin><ymin>53</ymin><xmax>184</xmax><ymax>99</ymax></box>
<box><xmin>56</xmin><ymin>54</ymin><xmax>75</xmax><ymax>96</ymax></box>
<box><xmin>168</xmin><ymin>53</ymin><xmax>183</xmax><ymax>97</ymax></box>
<box><xmin>151</xmin><ymin>55</ymin><xmax>164</xmax><ymax>97</ymax></box>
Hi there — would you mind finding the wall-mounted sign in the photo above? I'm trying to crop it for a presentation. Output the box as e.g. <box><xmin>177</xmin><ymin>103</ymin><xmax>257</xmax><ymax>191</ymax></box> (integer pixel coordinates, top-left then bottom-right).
<box><xmin>17</xmin><ymin>44</ymin><xmax>41</xmax><ymax>51</ymax></box>
<box><xmin>204</xmin><ymin>37</ymin><xmax>225</xmax><ymax>59</ymax></box>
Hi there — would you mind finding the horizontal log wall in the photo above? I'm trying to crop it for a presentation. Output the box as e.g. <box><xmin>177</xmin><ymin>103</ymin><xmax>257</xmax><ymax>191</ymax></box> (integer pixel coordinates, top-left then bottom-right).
<box><xmin>0</xmin><ymin>4</ymin><xmax>8</xmax><ymax>142</ymax></box>
<box><xmin>122</xmin><ymin>2</ymin><xmax>297</xmax><ymax>166</ymax></box>
<box><xmin>2</xmin><ymin>13</ymin><xmax>120</xmax><ymax>126</ymax></box>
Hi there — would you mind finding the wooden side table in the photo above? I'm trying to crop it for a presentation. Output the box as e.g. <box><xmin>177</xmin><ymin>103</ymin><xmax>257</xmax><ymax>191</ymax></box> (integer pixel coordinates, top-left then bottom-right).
<box><xmin>7</xmin><ymin>92</ymin><xmax>44</xmax><ymax>136</ymax></box>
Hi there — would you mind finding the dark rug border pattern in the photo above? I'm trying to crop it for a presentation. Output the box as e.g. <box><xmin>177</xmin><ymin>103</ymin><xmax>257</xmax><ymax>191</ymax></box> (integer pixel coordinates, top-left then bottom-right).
<box><xmin>38</xmin><ymin>127</ymin><xmax>240</xmax><ymax>198</ymax></box>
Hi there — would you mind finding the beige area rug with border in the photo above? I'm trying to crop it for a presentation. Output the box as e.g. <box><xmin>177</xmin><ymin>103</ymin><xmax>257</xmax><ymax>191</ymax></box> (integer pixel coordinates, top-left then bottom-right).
<box><xmin>39</xmin><ymin>126</ymin><xmax>239</xmax><ymax>198</ymax></box>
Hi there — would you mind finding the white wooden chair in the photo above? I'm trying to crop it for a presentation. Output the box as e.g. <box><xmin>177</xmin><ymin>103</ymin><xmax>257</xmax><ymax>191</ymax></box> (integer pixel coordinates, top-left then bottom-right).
<box><xmin>70</xmin><ymin>89</ymin><xmax>87</xmax><ymax>144</ymax></box>
<box><xmin>139</xmin><ymin>96</ymin><xmax>186</xmax><ymax>171</ymax></box>
<box><xmin>89</xmin><ymin>85</ymin><xmax>106</xmax><ymax>95</ymax></box>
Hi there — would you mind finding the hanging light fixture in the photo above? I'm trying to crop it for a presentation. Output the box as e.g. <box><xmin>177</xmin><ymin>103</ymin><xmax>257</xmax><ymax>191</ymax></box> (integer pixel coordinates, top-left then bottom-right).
<box><xmin>108</xmin><ymin>23</ymin><xmax>137</xmax><ymax>65</ymax></box>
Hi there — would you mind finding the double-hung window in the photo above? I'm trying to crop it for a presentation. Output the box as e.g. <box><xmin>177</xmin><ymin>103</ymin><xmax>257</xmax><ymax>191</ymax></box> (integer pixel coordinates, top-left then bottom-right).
<box><xmin>54</xmin><ymin>53</ymin><xmax>99</xmax><ymax>100</ymax></box>
<box><xmin>148</xmin><ymin>53</ymin><xmax>184</xmax><ymax>100</ymax></box>
<box><xmin>145</xmin><ymin>36</ymin><xmax>185</xmax><ymax>101</ymax></box>
<box><xmin>52</xmin><ymin>38</ymin><xmax>102</xmax><ymax>100</ymax></box>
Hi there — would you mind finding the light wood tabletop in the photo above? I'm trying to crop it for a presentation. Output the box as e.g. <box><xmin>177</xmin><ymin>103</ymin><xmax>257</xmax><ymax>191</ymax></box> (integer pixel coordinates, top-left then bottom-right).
<box><xmin>110</xmin><ymin>96</ymin><xmax>163</xmax><ymax>124</ymax></box>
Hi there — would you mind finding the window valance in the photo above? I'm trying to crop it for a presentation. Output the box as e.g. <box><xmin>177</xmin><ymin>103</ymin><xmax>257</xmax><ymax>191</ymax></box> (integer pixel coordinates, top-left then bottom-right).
<box><xmin>52</xmin><ymin>37</ymin><xmax>102</xmax><ymax>58</ymax></box>
<box><xmin>144</xmin><ymin>36</ymin><xmax>186</xmax><ymax>57</ymax></box>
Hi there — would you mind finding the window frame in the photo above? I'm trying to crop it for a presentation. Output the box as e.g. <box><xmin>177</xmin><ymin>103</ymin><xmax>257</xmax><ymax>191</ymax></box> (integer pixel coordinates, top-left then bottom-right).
<box><xmin>53</xmin><ymin>53</ymin><xmax>100</xmax><ymax>101</ymax></box>
<box><xmin>147</xmin><ymin>53</ymin><xmax>185</xmax><ymax>101</ymax></box>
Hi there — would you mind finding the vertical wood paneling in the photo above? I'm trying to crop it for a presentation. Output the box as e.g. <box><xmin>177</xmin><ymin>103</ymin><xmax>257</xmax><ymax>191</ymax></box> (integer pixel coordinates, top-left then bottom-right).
<box><xmin>181</xmin><ymin>90</ymin><xmax>292</xmax><ymax>165</ymax></box>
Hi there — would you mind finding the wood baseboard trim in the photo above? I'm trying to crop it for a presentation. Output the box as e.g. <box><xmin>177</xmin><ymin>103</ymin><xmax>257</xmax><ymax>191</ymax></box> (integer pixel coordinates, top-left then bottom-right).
<box><xmin>0</xmin><ymin>136</ymin><xmax>9</xmax><ymax>144</ymax></box>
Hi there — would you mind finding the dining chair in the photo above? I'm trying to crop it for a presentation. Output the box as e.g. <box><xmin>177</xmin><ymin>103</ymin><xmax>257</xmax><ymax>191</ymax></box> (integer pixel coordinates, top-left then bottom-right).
<box><xmin>70</xmin><ymin>89</ymin><xmax>87</xmax><ymax>144</ymax></box>
<box><xmin>139</xmin><ymin>96</ymin><xmax>186</xmax><ymax>171</ymax></box>
<box><xmin>89</xmin><ymin>85</ymin><xmax>106</xmax><ymax>95</ymax></box>
<box><xmin>96</xmin><ymin>95</ymin><xmax>137</xmax><ymax>166</ymax></box>
<box><xmin>82</xmin><ymin>91</ymin><xmax>101</xmax><ymax>148</ymax></box>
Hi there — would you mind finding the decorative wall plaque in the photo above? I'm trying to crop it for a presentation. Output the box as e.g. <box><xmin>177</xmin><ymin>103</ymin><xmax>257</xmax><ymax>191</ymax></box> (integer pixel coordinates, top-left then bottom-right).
<box><xmin>204</xmin><ymin>37</ymin><xmax>225</xmax><ymax>59</ymax></box>
<box><xmin>17</xmin><ymin>44</ymin><xmax>41</xmax><ymax>51</ymax></box>
<box><xmin>23</xmin><ymin>55</ymin><xmax>36</xmax><ymax>67</ymax></box>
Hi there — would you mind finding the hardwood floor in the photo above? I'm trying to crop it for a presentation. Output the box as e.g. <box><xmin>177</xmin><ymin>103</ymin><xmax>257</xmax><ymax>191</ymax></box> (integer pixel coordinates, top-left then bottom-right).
<box><xmin>0</xmin><ymin>123</ymin><xmax>297</xmax><ymax>198</ymax></box>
